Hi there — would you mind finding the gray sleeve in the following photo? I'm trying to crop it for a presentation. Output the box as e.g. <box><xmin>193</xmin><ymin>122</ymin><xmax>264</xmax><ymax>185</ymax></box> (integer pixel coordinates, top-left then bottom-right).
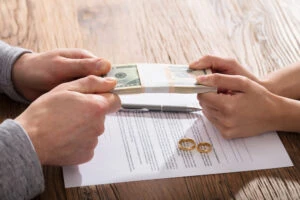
<box><xmin>0</xmin><ymin>41</ymin><xmax>31</xmax><ymax>103</ymax></box>
<box><xmin>0</xmin><ymin>119</ymin><xmax>44</xmax><ymax>200</ymax></box>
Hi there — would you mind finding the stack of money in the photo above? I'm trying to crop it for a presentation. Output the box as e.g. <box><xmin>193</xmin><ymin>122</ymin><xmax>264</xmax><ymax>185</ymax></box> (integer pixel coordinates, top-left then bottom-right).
<box><xmin>104</xmin><ymin>64</ymin><xmax>216</xmax><ymax>94</ymax></box>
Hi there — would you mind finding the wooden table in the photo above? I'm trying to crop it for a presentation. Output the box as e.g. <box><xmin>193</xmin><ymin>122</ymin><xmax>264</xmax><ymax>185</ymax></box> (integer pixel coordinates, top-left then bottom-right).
<box><xmin>1</xmin><ymin>0</ymin><xmax>299</xmax><ymax>199</ymax></box>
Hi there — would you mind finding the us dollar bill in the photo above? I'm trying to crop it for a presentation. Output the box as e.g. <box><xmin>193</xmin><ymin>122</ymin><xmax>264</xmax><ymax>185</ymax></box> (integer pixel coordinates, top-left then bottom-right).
<box><xmin>104</xmin><ymin>64</ymin><xmax>216</xmax><ymax>94</ymax></box>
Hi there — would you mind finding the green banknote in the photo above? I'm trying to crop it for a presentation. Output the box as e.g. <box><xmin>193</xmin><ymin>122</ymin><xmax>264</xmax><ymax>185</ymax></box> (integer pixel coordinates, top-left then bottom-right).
<box><xmin>105</xmin><ymin>64</ymin><xmax>141</xmax><ymax>88</ymax></box>
<box><xmin>104</xmin><ymin>63</ymin><xmax>216</xmax><ymax>94</ymax></box>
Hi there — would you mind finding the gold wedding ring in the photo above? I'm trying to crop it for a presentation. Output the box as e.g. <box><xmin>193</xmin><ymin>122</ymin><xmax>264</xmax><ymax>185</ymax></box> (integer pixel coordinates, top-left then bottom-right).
<box><xmin>178</xmin><ymin>138</ymin><xmax>196</xmax><ymax>151</ymax></box>
<box><xmin>197</xmin><ymin>142</ymin><xmax>212</xmax><ymax>153</ymax></box>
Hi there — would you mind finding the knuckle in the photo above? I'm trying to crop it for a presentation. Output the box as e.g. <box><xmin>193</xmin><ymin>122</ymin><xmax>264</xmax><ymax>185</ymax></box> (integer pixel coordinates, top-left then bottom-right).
<box><xmin>77</xmin><ymin>49</ymin><xmax>88</xmax><ymax>56</ymax></box>
<box><xmin>237</xmin><ymin>75</ymin><xmax>251</xmax><ymax>89</ymax></box>
<box><xmin>209</xmin><ymin>73</ymin><xmax>221</xmax><ymax>85</ymax></box>
<box><xmin>79</xmin><ymin>49</ymin><xmax>93</xmax><ymax>58</ymax></box>
<box><xmin>91</xmin><ymin>123</ymin><xmax>105</xmax><ymax>137</ymax></box>
<box><xmin>52</xmin><ymin>56</ymin><xmax>64</xmax><ymax>66</ymax></box>
<box><xmin>90</xmin><ymin>139</ymin><xmax>99</xmax><ymax>149</ymax></box>
<box><xmin>97</xmin><ymin>124</ymin><xmax>105</xmax><ymax>135</ymax></box>
<box><xmin>72</xmin><ymin>48</ymin><xmax>90</xmax><ymax>58</ymax></box>
<box><xmin>85</xmin><ymin>151</ymin><xmax>95</xmax><ymax>162</ymax></box>
<box><xmin>54</xmin><ymin>82</ymin><xmax>70</xmax><ymax>91</ymax></box>
<box><xmin>84</xmin><ymin>97</ymin><xmax>108</xmax><ymax>116</ymax></box>
<box><xmin>77</xmin><ymin>150</ymin><xmax>95</xmax><ymax>164</ymax></box>
<box><xmin>86</xmin><ymin>75</ymin><xmax>99</xmax><ymax>83</ymax></box>
<box><xmin>226</xmin><ymin>58</ymin><xmax>238</xmax><ymax>66</ymax></box>
<box><xmin>221</xmin><ymin>128</ymin><xmax>234</xmax><ymax>139</ymax></box>
<box><xmin>51</xmin><ymin>84</ymin><xmax>64</xmax><ymax>92</ymax></box>
<box><xmin>83</xmin><ymin>75</ymin><xmax>101</xmax><ymax>89</ymax></box>
<box><xmin>95</xmin><ymin>102</ymin><xmax>109</xmax><ymax>115</ymax></box>
<box><xmin>223</xmin><ymin>103</ymin><xmax>234</xmax><ymax>115</ymax></box>
<box><xmin>89</xmin><ymin>104</ymin><xmax>107</xmax><ymax>117</ymax></box>
<box><xmin>202</xmin><ymin>54</ymin><xmax>212</xmax><ymax>61</ymax></box>
<box><xmin>50</xmin><ymin>57</ymin><xmax>66</xmax><ymax>78</ymax></box>
<box><xmin>222</xmin><ymin>117</ymin><xmax>234</xmax><ymax>129</ymax></box>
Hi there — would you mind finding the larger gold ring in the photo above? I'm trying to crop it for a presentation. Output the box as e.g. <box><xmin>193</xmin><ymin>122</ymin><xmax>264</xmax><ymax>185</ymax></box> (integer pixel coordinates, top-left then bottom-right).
<box><xmin>197</xmin><ymin>142</ymin><xmax>212</xmax><ymax>153</ymax></box>
<box><xmin>178</xmin><ymin>138</ymin><xmax>196</xmax><ymax>151</ymax></box>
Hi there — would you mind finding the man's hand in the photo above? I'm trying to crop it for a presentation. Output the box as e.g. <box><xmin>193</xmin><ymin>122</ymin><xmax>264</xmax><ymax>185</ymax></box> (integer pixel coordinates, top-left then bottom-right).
<box><xmin>15</xmin><ymin>76</ymin><xmax>121</xmax><ymax>165</ymax></box>
<box><xmin>13</xmin><ymin>49</ymin><xmax>111</xmax><ymax>101</ymax></box>
<box><xmin>197</xmin><ymin>74</ymin><xmax>282</xmax><ymax>138</ymax></box>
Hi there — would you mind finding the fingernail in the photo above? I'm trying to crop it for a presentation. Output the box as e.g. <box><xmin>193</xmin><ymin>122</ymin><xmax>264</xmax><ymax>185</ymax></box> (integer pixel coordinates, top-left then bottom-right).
<box><xmin>96</xmin><ymin>59</ymin><xmax>110</xmax><ymax>72</ymax></box>
<box><xmin>104</xmin><ymin>77</ymin><xmax>117</xmax><ymax>82</ymax></box>
<box><xmin>197</xmin><ymin>75</ymin><xmax>207</xmax><ymax>83</ymax></box>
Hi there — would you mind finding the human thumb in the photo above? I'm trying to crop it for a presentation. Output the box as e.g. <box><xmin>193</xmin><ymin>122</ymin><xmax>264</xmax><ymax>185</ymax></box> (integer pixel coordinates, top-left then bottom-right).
<box><xmin>54</xmin><ymin>75</ymin><xmax>117</xmax><ymax>94</ymax></box>
<box><xmin>197</xmin><ymin>74</ymin><xmax>251</xmax><ymax>92</ymax></box>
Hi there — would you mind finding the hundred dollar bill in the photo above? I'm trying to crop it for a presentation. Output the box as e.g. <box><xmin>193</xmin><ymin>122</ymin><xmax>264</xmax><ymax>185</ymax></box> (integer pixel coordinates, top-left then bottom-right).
<box><xmin>104</xmin><ymin>64</ymin><xmax>217</xmax><ymax>94</ymax></box>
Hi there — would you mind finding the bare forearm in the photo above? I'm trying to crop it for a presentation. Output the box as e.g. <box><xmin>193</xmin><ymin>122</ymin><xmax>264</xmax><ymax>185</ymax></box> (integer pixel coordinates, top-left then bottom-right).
<box><xmin>274</xmin><ymin>95</ymin><xmax>300</xmax><ymax>133</ymax></box>
<box><xmin>261</xmin><ymin>62</ymin><xmax>300</xmax><ymax>100</ymax></box>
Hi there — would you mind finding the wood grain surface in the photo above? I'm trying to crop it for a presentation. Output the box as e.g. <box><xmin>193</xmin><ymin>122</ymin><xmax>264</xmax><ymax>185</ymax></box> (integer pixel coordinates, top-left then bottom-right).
<box><xmin>0</xmin><ymin>0</ymin><xmax>299</xmax><ymax>199</ymax></box>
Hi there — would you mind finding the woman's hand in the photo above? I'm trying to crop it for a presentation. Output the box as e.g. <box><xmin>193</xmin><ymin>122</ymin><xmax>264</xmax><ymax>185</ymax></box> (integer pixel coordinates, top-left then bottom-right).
<box><xmin>191</xmin><ymin>55</ymin><xmax>300</xmax><ymax>138</ymax></box>
<box><xmin>197</xmin><ymin>73</ymin><xmax>282</xmax><ymax>138</ymax></box>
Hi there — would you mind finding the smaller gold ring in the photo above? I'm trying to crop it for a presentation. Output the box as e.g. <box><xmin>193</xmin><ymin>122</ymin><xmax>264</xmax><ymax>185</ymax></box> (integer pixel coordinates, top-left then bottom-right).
<box><xmin>178</xmin><ymin>138</ymin><xmax>196</xmax><ymax>151</ymax></box>
<box><xmin>197</xmin><ymin>142</ymin><xmax>212</xmax><ymax>153</ymax></box>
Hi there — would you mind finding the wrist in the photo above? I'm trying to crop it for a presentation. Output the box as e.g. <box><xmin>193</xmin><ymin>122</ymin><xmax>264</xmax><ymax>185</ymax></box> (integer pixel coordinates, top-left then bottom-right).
<box><xmin>258</xmin><ymin>78</ymin><xmax>278</xmax><ymax>95</ymax></box>
<box><xmin>12</xmin><ymin>52</ymin><xmax>34</xmax><ymax>100</ymax></box>
<box><xmin>271</xmin><ymin>94</ymin><xmax>300</xmax><ymax>132</ymax></box>
<box><xmin>15</xmin><ymin>115</ymin><xmax>47</xmax><ymax>165</ymax></box>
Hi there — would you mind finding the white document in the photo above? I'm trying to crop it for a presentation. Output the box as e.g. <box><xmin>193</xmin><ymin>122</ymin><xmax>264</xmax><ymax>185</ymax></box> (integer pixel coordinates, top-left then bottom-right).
<box><xmin>63</xmin><ymin>94</ymin><xmax>293</xmax><ymax>188</ymax></box>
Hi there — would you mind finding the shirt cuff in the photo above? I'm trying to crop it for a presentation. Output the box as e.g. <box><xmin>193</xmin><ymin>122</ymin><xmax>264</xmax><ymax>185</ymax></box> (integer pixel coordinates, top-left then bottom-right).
<box><xmin>0</xmin><ymin>41</ymin><xmax>31</xmax><ymax>104</ymax></box>
<box><xmin>0</xmin><ymin>119</ymin><xmax>44</xmax><ymax>199</ymax></box>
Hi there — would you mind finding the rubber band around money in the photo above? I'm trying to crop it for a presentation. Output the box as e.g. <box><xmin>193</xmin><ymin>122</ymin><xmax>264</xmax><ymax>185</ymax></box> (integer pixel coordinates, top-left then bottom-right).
<box><xmin>178</xmin><ymin>138</ymin><xmax>196</xmax><ymax>151</ymax></box>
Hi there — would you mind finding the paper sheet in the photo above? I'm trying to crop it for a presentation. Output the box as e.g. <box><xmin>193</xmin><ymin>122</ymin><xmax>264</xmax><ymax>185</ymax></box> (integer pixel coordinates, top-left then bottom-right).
<box><xmin>63</xmin><ymin>94</ymin><xmax>293</xmax><ymax>188</ymax></box>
